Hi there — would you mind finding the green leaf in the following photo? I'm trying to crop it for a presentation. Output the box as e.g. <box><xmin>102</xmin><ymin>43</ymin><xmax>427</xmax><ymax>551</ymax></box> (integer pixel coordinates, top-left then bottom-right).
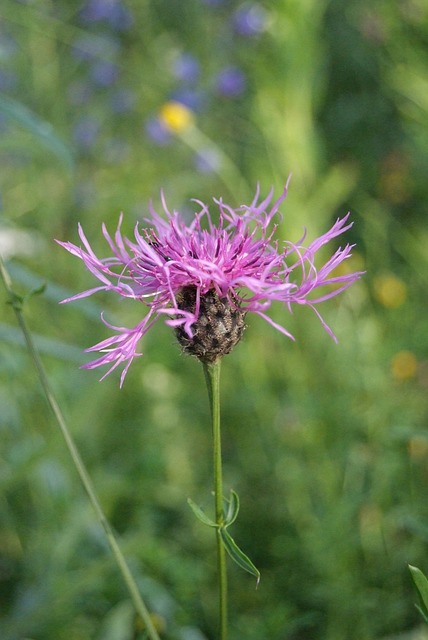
<box><xmin>27</xmin><ymin>283</ymin><xmax>47</xmax><ymax>298</ymax></box>
<box><xmin>0</xmin><ymin>93</ymin><xmax>74</xmax><ymax>172</ymax></box>
<box><xmin>6</xmin><ymin>291</ymin><xmax>24</xmax><ymax>310</ymax></box>
<box><xmin>5</xmin><ymin>282</ymin><xmax>46</xmax><ymax>310</ymax></box>
<box><xmin>187</xmin><ymin>498</ymin><xmax>216</xmax><ymax>528</ymax></box>
<box><xmin>415</xmin><ymin>605</ymin><xmax>428</xmax><ymax>625</ymax></box>
<box><xmin>219</xmin><ymin>528</ymin><xmax>260</xmax><ymax>586</ymax></box>
<box><xmin>0</xmin><ymin>322</ymin><xmax>86</xmax><ymax>363</ymax></box>
<box><xmin>224</xmin><ymin>489</ymin><xmax>240</xmax><ymax>527</ymax></box>
<box><xmin>409</xmin><ymin>565</ymin><xmax>428</xmax><ymax>623</ymax></box>
<box><xmin>8</xmin><ymin>262</ymin><xmax>105</xmax><ymax>321</ymax></box>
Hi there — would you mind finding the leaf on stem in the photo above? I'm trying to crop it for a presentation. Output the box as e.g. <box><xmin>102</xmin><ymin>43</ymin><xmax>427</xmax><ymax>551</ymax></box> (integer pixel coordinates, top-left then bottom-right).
<box><xmin>224</xmin><ymin>489</ymin><xmax>240</xmax><ymax>527</ymax></box>
<box><xmin>409</xmin><ymin>564</ymin><xmax>428</xmax><ymax>623</ymax></box>
<box><xmin>6</xmin><ymin>282</ymin><xmax>47</xmax><ymax>311</ymax></box>
<box><xmin>219</xmin><ymin>527</ymin><xmax>260</xmax><ymax>586</ymax></box>
<box><xmin>187</xmin><ymin>498</ymin><xmax>217</xmax><ymax>528</ymax></box>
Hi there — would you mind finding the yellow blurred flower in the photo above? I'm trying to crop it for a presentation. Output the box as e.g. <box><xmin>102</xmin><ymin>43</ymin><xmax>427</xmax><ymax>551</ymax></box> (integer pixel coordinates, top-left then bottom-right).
<box><xmin>390</xmin><ymin>350</ymin><xmax>417</xmax><ymax>381</ymax></box>
<box><xmin>373</xmin><ymin>273</ymin><xmax>407</xmax><ymax>308</ymax></box>
<box><xmin>159</xmin><ymin>101</ymin><xmax>193</xmax><ymax>133</ymax></box>
<box><xmin>378</xmin><ymin>151</ymin><xmax>410</xmax><ymax>204</ymax></box>
<box><xmin>408</xmin><ymin>436</ymin><xmax>428</xmax><ymax>460</ymax></box>
<box><xmin>136</xmin><ymin>612</ymin><xmax>167</xmax><ymax>634</ymax></box>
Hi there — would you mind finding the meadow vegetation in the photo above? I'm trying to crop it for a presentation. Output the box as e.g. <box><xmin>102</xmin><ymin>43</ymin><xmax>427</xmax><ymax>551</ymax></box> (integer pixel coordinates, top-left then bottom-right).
<box><xmin>1</xmin><ymin>1</ymin><xmax>428</xmax><ymax>639</ymax></box>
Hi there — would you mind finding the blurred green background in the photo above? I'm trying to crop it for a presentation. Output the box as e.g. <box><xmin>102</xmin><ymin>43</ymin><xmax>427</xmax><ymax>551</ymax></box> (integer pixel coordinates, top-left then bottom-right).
<box><xmin>1</xmin><ymin>1</ymin><xmax>428</xmax><ymax>639</ymax></box>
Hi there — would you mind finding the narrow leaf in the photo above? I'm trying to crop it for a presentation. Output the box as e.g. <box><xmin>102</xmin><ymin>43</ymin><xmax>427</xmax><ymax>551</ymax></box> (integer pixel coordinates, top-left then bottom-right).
<box><xmin>0</xmin><ymin>322</ymin><xmax>88</xmax><ymax>363</ymax></box>
<box><xmin>409</xmin><ymin>565</ymin><xmax>428</xmax><ymax>622</ymax></box>
<box><xmin>28</xmin><ymin>283</ymin><xmax>47</xmax><ymax>298</ymax></box>
<box><xmin>6</xmin><ymin>292</ymin><xmax>24</xmax><ymax>309</ymax></box>
<box><xmin>219</xmin><ymin>528</ymin><xmax>260</xmax><ymax>586</ymax></box>
<box><xmin>23</xmin><ymin>283</ymin><xmax>47</xmax><ymax>304</ymax></box>
<box><xmin>5</xmin><ymin>281</ymin><xmax>46</xmax><ymax>310</ymax></box>
<box><xmin>187</xmin><ymin>498</ymin><xmax>216</xmax><ymax>528</ymax></box>
<box><xmin>415</xmin><ymin>604</ymin><xmax>428</xmax><ymax>625</ymax></box>
<box><xmin>0</xmin><ymin>93</ymin><xmax>74</xmax><ymax>171</ymax></box>
<box><xmin>224</xmin><ymin>489</ymin><xmax>240</xmax><ymax>527</ymax></box>
<box><xmin>8</xmin><ymin>262</ymin><xmax>105</xmax><ymax>320</ymax></box>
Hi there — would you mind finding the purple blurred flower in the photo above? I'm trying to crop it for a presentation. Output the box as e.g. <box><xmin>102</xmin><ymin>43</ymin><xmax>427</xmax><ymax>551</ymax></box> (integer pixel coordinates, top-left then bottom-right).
<box><xmin>90</xmin><ymin>60</ymin><xmax>119</xmax><ymax>86</ymax></box>
<box><xmin>233</xmin><ymin>3</ymin><xmax>268</xmax><ymax>36</ymax></box>
<box><xmin>172</xmin><ymin>53</ymin><xmax>200</xmax><ymax>84</ymax></box>
<box><xmin>71</xmin><ymin>34</ymin><xmax>120</xmax><ymax>62</ymax></box>
<box><xmin>72</xmin><ymin>116</ymin><xmax>100</xmax><ymax>149</ymax></box>
<box><xmin>80</xmin><ymin>0</ymin><xmax>133</xmax><ymax>30</ymax></box>
<box><xmin>81</xmin><ymin>0</ymin><xmax>110</xmax><ymax>21</ymax></box>
<box><xmin>170</xmin><ymin>88</ymin><xmax>205</xmax><ymax>111</ymax></box>
<box><xmin>216</xmin><ymin>66</ymin><xmax>246</xmax><ymax>97</ymax></box>
<box><xmin>57</xmin><ymin>184</ymin><xmax>363</xmax><ymax>385</ymax></box>
<box><xmin>144</xmin><ymin>117</ymin><xmax>172</xmax><ymax>146</ymax></box>
<box><xmin>194</xmin><ymin>148</ymin><xmax>221</xmax><ymax>173</ymax></box>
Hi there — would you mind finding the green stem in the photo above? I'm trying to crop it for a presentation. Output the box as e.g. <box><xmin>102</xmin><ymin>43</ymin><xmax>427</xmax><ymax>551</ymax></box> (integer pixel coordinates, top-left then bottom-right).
<box><xmin>178</xmin><ymin>124</ymin><xmax>251</xmax><ymax>203</ymax></box>
<box><xmin>203</xmin><ymin>360</ymin><xmax>228</xmax><ymax>640</ymax></box>
<box><xmin>0</xmin><ymin>256</ymin><xmax>161</xmax><ymax>640</ymax></box>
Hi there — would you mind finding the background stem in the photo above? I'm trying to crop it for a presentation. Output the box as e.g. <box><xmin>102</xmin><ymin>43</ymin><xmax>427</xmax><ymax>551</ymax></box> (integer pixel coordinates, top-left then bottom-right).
<box><xmin>0</xmin><ymin>256</ymin><xmax>161</xmax><ymax>640</ymax></box>
<box><xmin>203</xmin><ymin>360</ymin><xmax>228</xmax><ymax>640</ymax></box>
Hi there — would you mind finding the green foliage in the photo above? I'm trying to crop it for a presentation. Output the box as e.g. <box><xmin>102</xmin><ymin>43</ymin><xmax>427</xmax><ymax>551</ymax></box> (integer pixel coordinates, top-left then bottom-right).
<box><xmin>0</xmin><ymin>94</ymin><xmax>74</xmax><ymax>173</ymax></box>
<box><xmin>1</xmin><ymin>0</ymin><xmax>428</xmax><ymax>639</ymax></box>
<box><xmin>409</xmin><ymin>565</ymin><xmax>428</xmax><ymax>624</ymax></box>
<box><xmin>189</xmin><ymin>490</ymin><xmax>260</xmax><ymax>583</ymax></box>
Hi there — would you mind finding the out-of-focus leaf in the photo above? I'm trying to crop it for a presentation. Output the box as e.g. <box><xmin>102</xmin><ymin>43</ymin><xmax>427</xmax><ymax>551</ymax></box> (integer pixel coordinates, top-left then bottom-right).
<box><xmin>6</xmin><ymin>283</ymin><xmax>47</xmax><ymax>310</ymax></box>
<box><xmin>8</xmin><ymin>263</ymin><xmax>105</xmax><ymax>321</ymax></box>
<box><xmin>0</xmin><ymin>322</ymin><xmax>84</xmax><ymax>363</ymax></box>
<box><xmin>0</xmin><ymin>93</ymin><xmax>74</xmax><ymax>171</ymax></box>
<box><xmin>409</xmin><ymin>565</ymin><xmax>428</xmax><ymax>623</ymax></box>
<box><xmin>95</xmin><ymin>599</ymin><xmax>134</xmax><ymax>640</ymax></box>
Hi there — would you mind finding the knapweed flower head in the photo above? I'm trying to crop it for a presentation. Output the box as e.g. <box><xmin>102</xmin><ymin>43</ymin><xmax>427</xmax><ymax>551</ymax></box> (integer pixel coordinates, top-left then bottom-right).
<box><xmin>57</xmin><ymin>184</ymin><xmax>363</xmax><ymax>385</ymax></box>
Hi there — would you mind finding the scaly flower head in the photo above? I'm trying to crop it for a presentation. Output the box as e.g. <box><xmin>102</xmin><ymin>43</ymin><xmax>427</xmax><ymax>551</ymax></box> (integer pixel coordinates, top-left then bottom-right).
<box><xmin>57</xmin><ymin>184</ymin><xmax>363</xmax><ymax>385</ymax></box>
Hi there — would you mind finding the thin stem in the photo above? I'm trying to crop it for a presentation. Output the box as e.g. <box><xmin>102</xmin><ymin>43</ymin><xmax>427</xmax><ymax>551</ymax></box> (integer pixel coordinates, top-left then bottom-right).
<box><xmin>178</xmin><ymin>124</ymin><xmax>251</xmax><ymax>203</ymax></box>
<box><xmin>203</xmin><ymin>360</ymin><xmax>228</xmax><ymax>640</ymax></box>
<box><xmin>0</xmin><ymin>256</ymin><xmax>161</xmax><ymax>640</ymax></box>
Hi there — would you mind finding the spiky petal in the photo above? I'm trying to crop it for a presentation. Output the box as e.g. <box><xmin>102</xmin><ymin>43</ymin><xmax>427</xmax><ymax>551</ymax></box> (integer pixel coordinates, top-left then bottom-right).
<box><xmin>56</xmin><ymin>185</ymin><xmax>363</xmax><ymax>385</ymax></box>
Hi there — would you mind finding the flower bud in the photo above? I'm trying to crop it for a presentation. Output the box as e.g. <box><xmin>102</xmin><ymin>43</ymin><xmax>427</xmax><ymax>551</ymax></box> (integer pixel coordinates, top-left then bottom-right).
<box><xmin>175</xmin><ymin>286</ymin><xmax>246</xmax><ymax>363</ymax></box>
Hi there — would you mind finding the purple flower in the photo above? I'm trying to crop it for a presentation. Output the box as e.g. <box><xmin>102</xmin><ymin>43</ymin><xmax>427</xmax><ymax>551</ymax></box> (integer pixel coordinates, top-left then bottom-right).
<box><xmin>194</xmin><ymin>148</ymin><xmax>221</xmax><ymax>173</ymax></box>
<box><xmin>80</xmin><ymin>0</ymin><xmax>133</xmax><ymax>30</ymax></box>
<box><xmin>72</xmin><ymin>116</ymin><xmax>100</xmax><ymax>149</ymax></box>
<box><xmin>169</xmin><ymin>88</ymin><xmax>205</xmax><ymax>111</ymax></box>
<box><xmin>90</xmin><ymin>60</ymin><xmax>119</xmax><ymax>86</ymax></box>
<box><xmin>144</xmin><ymin>117</ymin><xmax>172</xmax><ymax>146</ymax></box>
<box><xmin>57</xmin><ymin>184</ymin><xmax>363</xmax><ymax>385</ymax></box>
<box><xmin>216</xmin><ymin>67</ymin><xmax>246</xmax><ymax>98</ymax></box>
<box><xmin>71</xmin><ymin>34</ymin><xmax>120</xmax><ymax>62</ymax></box>
<box><xmin>172</xmin><ymin>53</ymin><xmax>200</xmax><ymax>84</ymax></box>
<box><xmin>233</xmin><ymin>4</ymin><xmax>268</xmax><ymax>37</ymax></box>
